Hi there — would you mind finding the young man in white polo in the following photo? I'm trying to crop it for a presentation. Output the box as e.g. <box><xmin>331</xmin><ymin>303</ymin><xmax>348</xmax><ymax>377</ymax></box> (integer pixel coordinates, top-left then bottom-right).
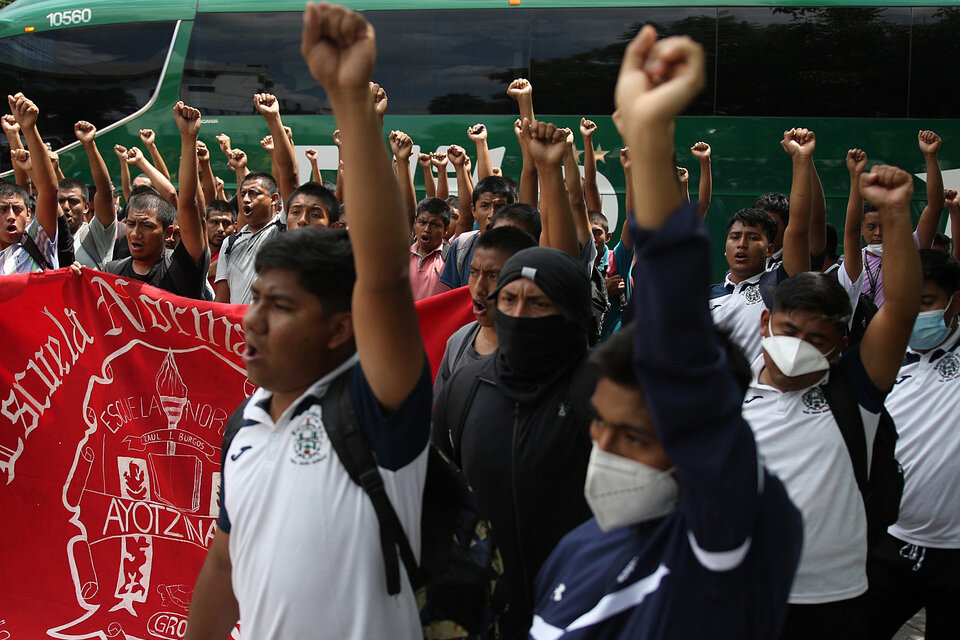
<box><xmin>183</xmin><ymin>5</ymin><xmax>430</xmax><ymax>639</ymax></box>
<box><xmin>864</xmin><ymin>249</ymin><xmax>960</xmax><ymax>639</ymax></box>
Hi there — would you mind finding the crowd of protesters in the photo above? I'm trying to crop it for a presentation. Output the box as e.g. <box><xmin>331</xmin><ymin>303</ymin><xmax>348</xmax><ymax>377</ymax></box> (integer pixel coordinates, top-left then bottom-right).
<box><xmin>2</xmin><ymin>3</ymin><xmax>958</xmax><ymax>639</ymax></box>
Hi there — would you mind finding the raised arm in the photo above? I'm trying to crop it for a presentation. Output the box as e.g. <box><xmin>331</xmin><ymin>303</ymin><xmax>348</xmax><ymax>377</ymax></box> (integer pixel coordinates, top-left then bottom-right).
<box><xmin>306</xmin><ymin>148</ymin><xmax>322</xmax><ymax>184</ymax></box>
<box><xmin>506</xmin><ymin>78</ymin><xmax>534</xmax><ymax>122</ymax></box>
<box><xmin>173</xmin><ymin>102</ymin><xmax>207</xmax><ymax>266</ymax></box>
<box><xmin>808</xmin><ymin>148</ymin><xmax>827</xmax><ymax>257</ymax></box>
<box><xmin>430</xmin><ymin>153</ymin><xmax>449</xmax><ymax>200</ymax></box>
<box><xmin>580</xmin><ymin>118</ymin><xmax>602</xmax><ymax>212</ymax></box>
<box><xmin>197</xmin><ymin>140</ymin><xmax>217</xmax><ymax>205</ymax></box>
<box><xmin>779</xmin><ymin>128</ymin><xmax>813</xmax><ymax>276</ymax></box>
<box><xmin>371</xmin><ymin>83</ymin><xmax>388</xmax><ymax>131</ymax></box>
<box><xmin>8</xmin><ymin>93</ymin><xmax>57</xmax><ymax>238</ymax></box>
<box><xmin>619</xmin><ymin>146</ymin><xmax>635</xmax><ymax>251</ymax></box>
<box><xmin>467</xmin><ymin>124</ymin><xmax>492</xmax><ymax>180</ymax></box>
<box><xmin>690</xmin><ymin>141</ymin><xmax>712</xmax><ymax>220</ymax></box>
<box><xmin>10</xmin><ymin>149</ymin><xmax>33</xmax><ymax>189</ymax></box>
<box><xmin>447</xmin><ymin>144</ymin><xmax>475</xmax><ymax>236</ymax></box>
<box><xmin>418</xmin><ymin>153</ymin><xmax>436</xmax><ymax>198</ymax></box>
<box><xmin>227</xmin><ymin>149</ymin><xmax>249</xmax><ymax>197</ymax></box>
<box><xmin>525</xmin><ymin>118</ymin><xmax>579</xmax><ymax>259</ymax></box>
<box><xmin>915</xmin><ymin>130</ymin><xmax>944</xmax><ymax>249</ymax></box>
<box><xmin>254</xmin><ymin>93</ymin><xmax>298</xmax><ymax>204</ymax></box>
<box><xmin>113</xmin><ymin>144</ymin><xmax>131</xmax><ymax>203</ymax></box>
<box><xmin>1</xmin><ymin>115</ymin><xmax>28</xmax><ymax>188</ymax></box>
<box><xmin>858</xmin><ymin>165</ymin><xmax>922</xmax><ymax>391</ymax></box>
<box><xmin>843</xmin><ymin>148</ymin><xmax>868</xmax><ymax>283</ymax></box>
<box><xmin>677</xmin><ymin>166</ymin><xmax>690</xmax><ymax>203</ymax></box>
<box><xmin>514</xmin><ymin>118</ymin><xmax>538</xmax><ymax>207</ymax></box>
<box><xmin>74</xmin><ymin>121</ymin><xmax>115</xmax><ymax>228</ymax></box>
<box><xmin>561</xmin><ymin>127</ymin><xmax>592</xmax><ymax>249</ymax></box>
<box><xmin>302</xmin><ymin>2</ymin><xmax>423</xmax><ymax>410</ymax></box>
<box><xmin>389</xmin><ymin>129</ymin><xmax>417</xmax><ymax>224</ymax></box>
<box><xmin>139</xmin><ymin>128</ymin><xmax>171</xmax><ymax>182</ymax></box>
<box><xmin>49</xmin><ymin>149</ymin><xmax>65</xmax><ymax>181</ymax></box>
<box><xmin>332</xmin><ymin>129</ymin><xmax>343</xmax><ymax>202</ymax></box>
<box><xmin>946</xmin><ymin>189</ymin><xmax>960</xmax><ymax>261</ymax></box>
<box><xmin>126</xmin><ymin>146</ymin><xmax>178</xmax><ymax>208</ymax></box>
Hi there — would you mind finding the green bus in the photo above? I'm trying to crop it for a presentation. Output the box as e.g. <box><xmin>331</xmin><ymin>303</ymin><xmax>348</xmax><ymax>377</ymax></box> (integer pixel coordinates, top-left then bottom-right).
<box><xmin>1</xmin><ymin>0</ymin><xmax>958</xmax><ymax>273</ymax></box>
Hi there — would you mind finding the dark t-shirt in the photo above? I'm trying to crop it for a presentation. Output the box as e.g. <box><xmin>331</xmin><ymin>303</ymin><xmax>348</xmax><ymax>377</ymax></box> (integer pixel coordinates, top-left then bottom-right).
<box><xmin>104</xmin><ymin>242</ymin><xmax>209</xmax><ymax>300</ymax></box>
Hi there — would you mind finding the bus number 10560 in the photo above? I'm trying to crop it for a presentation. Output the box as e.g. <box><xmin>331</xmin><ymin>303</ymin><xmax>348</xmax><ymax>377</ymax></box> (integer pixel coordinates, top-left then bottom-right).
<box><xmin>46</xmin><ymin>9</ymin><xmax>93</xmax><ymax>27</ymax></box>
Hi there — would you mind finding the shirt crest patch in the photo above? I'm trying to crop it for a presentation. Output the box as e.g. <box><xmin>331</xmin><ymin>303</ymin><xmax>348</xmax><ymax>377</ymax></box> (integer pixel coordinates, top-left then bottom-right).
<box><xmin>291</xmin><ymin>408</ymin><xmax>327</xmax><ymax>465</ymax></box>
<box><xmin>936</xmin><ymin>353</ymin><xmax>960</xmax><ymax>381</ymax></box>
<box><xmin>802</xmin><ymin>387</ymin><xmax>829</xmax><ymax>414</ymax></box>
<box><xmin>742</xmin><ymin>284</ymin><xmax>762</xmax><ymax>305</ymax></box>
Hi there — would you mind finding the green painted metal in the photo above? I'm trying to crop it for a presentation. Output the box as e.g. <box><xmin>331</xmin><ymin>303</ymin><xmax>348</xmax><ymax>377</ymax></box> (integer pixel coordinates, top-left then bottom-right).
<box><xmin>2</xmin><ymin>0</ymin><xmax>958</xmax><ymax>278</ymax></box>
<box><xmin>0</xmin><ymin>0</ymin><xmax>195</xmax><ymax>37</ymax></box>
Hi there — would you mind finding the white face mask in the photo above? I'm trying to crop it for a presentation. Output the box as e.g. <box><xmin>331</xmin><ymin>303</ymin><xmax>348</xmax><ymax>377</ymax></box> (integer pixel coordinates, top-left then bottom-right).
<box><xmin>761</xmin><ymin>317</ymin><xmax>833</xmax><ymax>377</ymax></box>
<box><xmin>866</xmin><ymin>243</ymin><xmax>883</xmax><ymax>257</ymax></box>
<box><xmin>584</xmin><ymin>441</ymin><xmax>679</xmax><ymax>532</ymax></box>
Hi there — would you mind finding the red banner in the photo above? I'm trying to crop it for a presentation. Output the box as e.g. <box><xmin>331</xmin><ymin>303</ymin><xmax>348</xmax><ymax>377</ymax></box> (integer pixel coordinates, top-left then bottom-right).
<box><xmin>0</xmin><ymin>270</ymin><xmax>472</xmax><ymax>640</ymax></box>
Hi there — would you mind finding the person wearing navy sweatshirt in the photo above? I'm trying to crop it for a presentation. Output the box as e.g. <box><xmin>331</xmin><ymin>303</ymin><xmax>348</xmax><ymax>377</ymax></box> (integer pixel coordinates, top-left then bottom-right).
<box><xmin>528</xmin><ymin>26</ymin><xmax>803</xmax><ymax>639</ymax></box>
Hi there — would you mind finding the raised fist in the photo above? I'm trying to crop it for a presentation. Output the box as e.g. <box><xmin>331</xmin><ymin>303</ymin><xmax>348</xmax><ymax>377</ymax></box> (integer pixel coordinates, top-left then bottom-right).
<box><xmin>690</xmin><ymin>141</ymin><xmax>711</xmax><ymax>161</ymax></box>
<box><xmin>74</xmin><ymin>120</ymin><xmax>97</xmax><ymax>145</ymax></box>
<box><xmin>580</xmin><ymin>118</ymin><xmax>597</xmax><ymax>139</ymax></box>
<box><xmin>417</xmin><ymin>152</ymin><xmax>431</xmax><ymax>167</ymax></box>
<box><xmin>113</xmin><ymin>144</ymin><xmax>127</xmax><ymax>159</ymax></box>
<box><xmin>10</xmin><ymin>148</ymin><xmax>31</xmax><ymax>171</ymax></box>
<box><xmin>944</xmin><ymin>189</ymin><xmax>959</xmax><ymax>211</ymax></box>
<box><xmin>139</xmin><ymin>129</ymin><xmax>155</xmax><ymax>145</ymax></box>
<box><xmin>859</xmin><ymin>164</ymin><xmax>914</xmax><ymax>211</ymax></box>
<box><xmin>613</xmin><ymin>27</ymin><xmax>705</xmax><ymax>132</ymax></box>
<box><xmin>676</xmin><ymin>166</ymin><xmax>689</xmax><ymax>183</ymax></box>
<box><xmin>371</xmin><ymin>83</ymin><xmax>388</xmax><ymax>118</ymax></box>
<box><xmin>447</xmin><ymin>144</ymin><xmax>467</xmax><ymax>167</ymax></box>
<box><xmin>430</xmin><ymin>152</ymin><xmax>448</xmax><ymax>170</ymax></box>
<box><xmin>389</xmin><ymin>130</ymin><xmax>413</xmax><ymax>161</ymax></box>
<box><xmin>845</xmin><ymin>148</ymin><xmax>867</xmax><ymax>175</ymax></box>
<box><xmin>781</xmin><ymin>128</ymin><xmax>815</xmax><ymax>157</ymax></box>
<box><xmin>173</xmin><ymin>101</ymin><xmax>201</xmax><ymax>136</ymax></box>
<box><xmin>216</xmin><ymin>133</ymin><xmax>231</xmax><ymax>155</ymax></box>
<box><xmin>305</xmin><ymin>148</ymin><xmax>319</xmax><ymax>162</ymax></box>
<box><xmin>301</xmin><ymin>4</ymin><xmax>376</xmax><ymax>92</ymax></box>
<box><xmin>7</xmin><ymin>93</ymin><xmax>40</xmax><ymax>129</ymax></box>
<box><xmin>918</xmin><ymin>130</ymin><xmax>941</xmax><ymax>156</ymax></box>
<box><xmin>284</xmin><ymin>125</ymin><xmax>294</xmax><ymax>143</ymax></box>
<box><xmin>196</xmin><ymin>140</ymin><xmax>209</xmax><ymax>160</ymax></box>
<box><xmin>125</xmin><ymin>146</ymin><xmax>144</xmax><ymax>166</ymax></box>
<box><xmin>333</xmin><ymin>129</ymin><xmax>342</xmax><ymax>148</ymax></box>
<box><xmin>467</xmin><ymin>124</ymin><xmax>487</xmax><ymax>143</ymax></box>
<box><xmin>506</xmin><ymin>78</ymin><xmax>532</xmax><ymax>100</ymax></box>
<box><xmin>254</xmin><ymin>93</ymin><xmax>280</xmax><ymax>116</ymax></box>
<box><xmin>227</xmin><ymin>148</ymin><xmax>247</xmax><ymax>171</ymax></box>
<box><xmin>260</xmin><ymin>135</ymin><xmax>274</xmax><ymax>152</ymax></box>
<box><xmin>523</xmin><ymin>118</ymin><xmax>567</xmax><ymax>166</ymax></box>
<box><xmin>620</xmin><ymin>146</ymin><xmax>631</xmax><ymax>171</ymax></box>
<box><xmin>1</xmin><ymin>114</ymin><xmax>20</xmax><ymax>135</ymax></box>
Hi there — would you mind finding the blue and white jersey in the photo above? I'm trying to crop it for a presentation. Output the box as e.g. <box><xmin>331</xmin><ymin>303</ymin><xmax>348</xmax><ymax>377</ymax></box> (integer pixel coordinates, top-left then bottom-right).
<box><xmin>530</xmin><ymin>203</ymin><xmax>802</xmax><ymax>640</ymax></box>
<box><xmin>709</xmin><ymin>265</ymin><xmax>788</xmax><ymax>362</ymax></box>
<box><xmin>887</xmin><ymin>328</ymin><xmax>960</xmax><ymax>548</ymax></box>
<box><xmin>219</xmin><ymin>353</ymin><xmax>431</xmax><ymax>640</ymax></box>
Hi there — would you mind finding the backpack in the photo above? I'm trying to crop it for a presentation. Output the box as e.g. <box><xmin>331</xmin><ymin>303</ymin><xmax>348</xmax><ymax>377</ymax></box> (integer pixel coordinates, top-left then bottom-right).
<box><xmin>820</xmin><ymin>367</ymin><xmax>904</xmax><ymax>550</ymax></box>
<box><xmin>847</xmin><ymin>293</ymin><xmax>878</xmax><ymax>347</ymax></box>
<box><xmin>221</xmin><ymin>373</ymin><xmax>505</xmax><ymax>639</ymax></box>
<box><xmin>454</xmin><ymin>231</ymin><xmax>480</xmax><ymax>285</ymax></box>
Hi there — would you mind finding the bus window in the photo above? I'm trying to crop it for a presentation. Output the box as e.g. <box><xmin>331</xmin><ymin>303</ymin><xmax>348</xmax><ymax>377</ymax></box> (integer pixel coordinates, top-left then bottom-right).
<box><xmin>0</xmin><ymin>22</ymin><xmax>177</xmax><ymax>150</ymax></box>
<box><xmin>528</xmin><ymin>7</ymin><xmax>716</xmax><ymax>116</ymax></box>
<box><xmin>910</xmin><ymin>7</ymin><xmax>960</xmax><ymax>119</ymax></box>
<box><xmin>716</xmin><ymin>7</ymin><xmax>910</xmax><ymax>118</ymax></box>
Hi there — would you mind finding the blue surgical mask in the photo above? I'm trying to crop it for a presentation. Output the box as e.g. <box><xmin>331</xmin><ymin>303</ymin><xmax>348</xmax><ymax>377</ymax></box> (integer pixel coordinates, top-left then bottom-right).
<box><xmin>909</xmin><ymin>308</ymin><xmax>952</xmax><ymax>351</ymax></box>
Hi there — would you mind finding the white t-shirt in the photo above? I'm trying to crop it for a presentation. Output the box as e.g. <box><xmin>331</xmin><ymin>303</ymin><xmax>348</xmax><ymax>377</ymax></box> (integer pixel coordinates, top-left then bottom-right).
<box><xmin>220</xmin><ymin>353</ymin><xmax>431</xmax><ymax>639</ymax></box>
<box><xmin>709</xmin><ymin>265</ymin><xmax>787</xmax><ymax>362</ymax></box>
<box><xmin>214</xmin><ymin>214</ymin><xmax>284</xmax><ymax>304</ymax></box>
<box><xmin>886</xmin><ymin>328</ymin><xmax>960</xmax><ymax>548</ymax></box>
<box><xmin>742</xmin><ymin>351</ymin><xmax>883</xmax><ymax>604</ymax></box>
<box><xmin>74</xmin><ymin>217</ymin><xmax>117</xmax><ymax>269</ymax></box>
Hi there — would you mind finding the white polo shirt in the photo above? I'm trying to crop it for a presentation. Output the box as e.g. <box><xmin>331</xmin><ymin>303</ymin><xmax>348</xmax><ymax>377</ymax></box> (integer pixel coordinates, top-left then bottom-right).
<box><xmin>742</xmin><ymin>350</ymin><xmax>884</xmax><ymax>604</ymax></box>
<box><xmin>219</xmin><ymin>353</ymin><xmax>431</xmax><ymax>639</ymax></box>
<box><xmin>709</xmin><ymin>265</ymin><xmax>787</xmax><ymax>362</ymax></box>
<box><xmin>886</xmin><ymin>328</ymin><xmax>960</xmax><ymax>548</ymax></box>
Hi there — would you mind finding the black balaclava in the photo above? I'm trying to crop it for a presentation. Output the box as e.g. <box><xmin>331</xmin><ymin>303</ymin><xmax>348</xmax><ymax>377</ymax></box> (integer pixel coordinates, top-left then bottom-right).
<box><xmin>489</xmin><ymin>247</ymin><xmax>591</xmax><ymax>402</ymax></box>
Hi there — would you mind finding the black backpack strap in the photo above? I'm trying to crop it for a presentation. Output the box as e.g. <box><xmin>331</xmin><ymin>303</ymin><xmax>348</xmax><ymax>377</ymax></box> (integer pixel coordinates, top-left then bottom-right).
<box><xmin>447</xmin><ymin>373</ymin><xmax>486</xmax><ymax>468</ymax></box>
<box><xmin>20</xmin><ymin>233</ymin><xmax>54</xmax><ymax>271</ymax></box>
<box><xmin>321</xmin><ymin>372</ymin><xmax>422</xmax><ymax>596</ymax></box>
<box><xmin>221</xmin><ymin>397</ymin><xmax>251</xmax><ymax>468</ymax></box>
<box><xmin>821</xmin><ymin>367</ymin><xmax>869</xmax><ymax>497</ymax></box>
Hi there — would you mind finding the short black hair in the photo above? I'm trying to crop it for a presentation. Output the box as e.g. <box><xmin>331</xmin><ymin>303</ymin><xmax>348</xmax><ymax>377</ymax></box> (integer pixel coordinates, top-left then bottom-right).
<box><xmin>446</xmin><ymin>195</ymin><xmax>460</xmax><ymax>210</ymax></box>
<box><xmin>254</xmin><ymin>227</ymin><xmax>356</xmax><ymax>316</ymax></box>
<box><xmin>753</xmin><ymin>192</ymin><xmax>790</xmax><ymax>226</ymax></box>
<box><xmin>726</xmin><ymin>208</ymin><xmax>778</xmax><ymax>245</ymax></box>
<box><xmin>286</xmin><ymin>182</ymin><xmax>340</xmax><ymax>224</ymax></box>
<box><xmin>0</xmin><ymin>180</ymin><xmax>30</xmax><ymax>205</ymax></box>
<box><xmin>932</xmin><ymin>232</ymin><xmax>952</xmax><ymax>253</ymax></box>
<box><xmin>206</xmin><ymin>199</ymin><xmax>236</xmax><ymax>221</ymax></box>
<box><xmin>472</xmin><ymin>175</ymin><xmax>517</xmax><ymax>206</ymax></box>
<box><xmin>128</xmin><ymin>187</ymin><xmax>176</xmax><ymax>228</ymax></box>
<box><xmin>824</xmin><ymin>222</ymin><xmax>838</xmax><ymax>261</ymax></box>
<box><xmin>863</xmin><ymin>201</ymin><xmax>878</xmax><ymax>214</ymax></box>
<box><xmin>240</xmin><ymin>172</ymin><xmax>279</xmax><ymax>196</ymax></box>
<box><xmin>416</xmin><ymin>197</ymin><xmax>452</xmax><ymax>226</ymax></box>
<box><xmin>772</xmin><ymin>271</ymin><xmax>851</xmax><ymax>334</ymax></box>
<box><xmin>58</xmin><ymin>178</ymin><xmax>89</xmax><ymax>202</ymax></box>
<box><xmin>476</xmin><ymin>224</ymin><xmax>538</xmax><ymax>256</ymax></box>
<box><xmin>490</xmin><ymin>203</ymin><xmax>541</xmax><ymax>239</ymax></box>
<box><xmin>588</xmin><ymin>322</ymin><xmax>752</xmax><ymax>396</ymax></box>
<box><xmin>920</xmin><ymin>249</ymin><xmax>960</xmax><ymax>296</ymax></box>
<box><xmin>589</xmin><ymin>211</ymin><xmax>609</xmax><ymax>233</ymax></box>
